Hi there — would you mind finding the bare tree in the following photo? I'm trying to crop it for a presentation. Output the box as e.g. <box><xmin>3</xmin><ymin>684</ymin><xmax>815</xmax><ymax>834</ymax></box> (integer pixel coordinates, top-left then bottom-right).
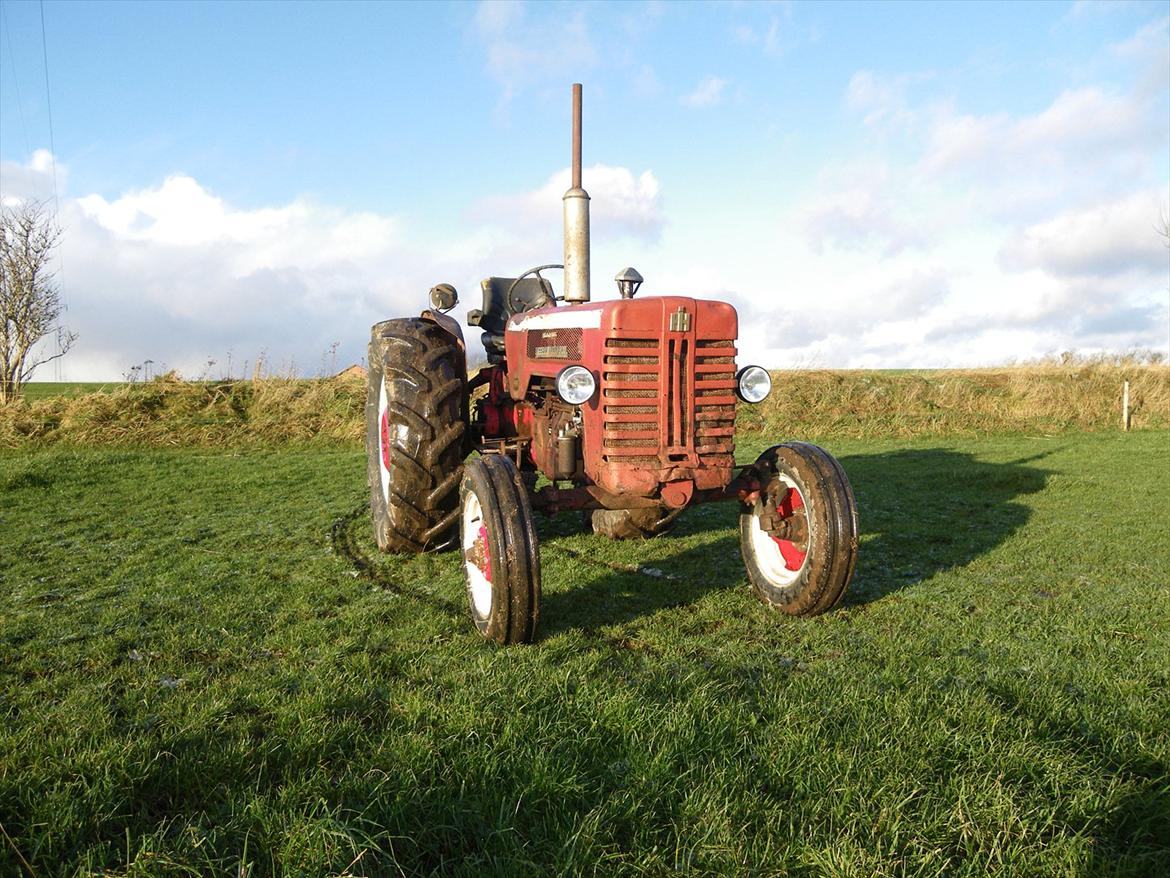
<box><xmin>0</xmin><ymin>201</ymin><xmax>76</xmax><ymax>403</ymax></box>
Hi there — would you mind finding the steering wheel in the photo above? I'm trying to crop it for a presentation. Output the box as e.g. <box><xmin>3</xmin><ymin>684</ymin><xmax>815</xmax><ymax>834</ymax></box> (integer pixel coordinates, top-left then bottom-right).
<box><xmin>506</xmin><ymin>264</ymin><xmax>563</xmax><ymax>315</ymax></box>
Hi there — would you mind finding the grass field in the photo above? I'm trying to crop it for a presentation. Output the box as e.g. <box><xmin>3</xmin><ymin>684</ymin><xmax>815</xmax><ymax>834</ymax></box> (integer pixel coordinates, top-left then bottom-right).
<box><xmin>2</xmin><ymin>430</ymin><xmax>1168</xmax><ymax>876</ymax></box>
<box><xmin>16</xmin><ymin>382</ymin><xmax>118</xmax><ymax>401</ymax></box>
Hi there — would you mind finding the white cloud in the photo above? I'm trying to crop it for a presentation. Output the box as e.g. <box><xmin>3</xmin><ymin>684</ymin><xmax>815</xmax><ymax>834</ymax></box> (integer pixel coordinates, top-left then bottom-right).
<box><xmin>474</xmin><ymin>1</ymin><xmax>596</xmax><ymax>113</ymax></box>
<box><xmin>1000</xmin><ymin>190</ymin><xmax>1170</xmax><ymax>279</ymax></box>
<box><xmin>1110</xmin><ymin>15</ymin><xmax>1170</xmax><ymax>94</ymax></box>
<box><xmin>845</xmin><ymin>27</ymin><xmax>1168</xmax><ymax>224</ymax></box>
<box><xmin>1066</xmin><ymin>0</ymin><xmax>1140</xmax><ymax>21</ymax></box>
<box><xmin>845</xmin><ymin>70</ymin><xmax>932</xmax><ymax>128</ymax></box>
<box><xmin>731</xmin><ymin>18</ymin><xmax>780</xmax><ymax>54</ymax></box>
<box><xmin>0</xmin><ymin>151</ymin><xmax>670</xmax><ymax>379</ymax></box>
<box><xmin>0</xmin><ymin>149</ymin><xmax>66</xmax><ymax>205</ymax></box>
<box><xmin>1110</xmin><ymin>14</ymin><xmax>1169</xmax><ymax>60</ymax></box>
<box><xmin>923</xmin><ymin>87</ymin><xmax>1149</xmax><ymax>177</ymax></box>
<box><xmin>654</xmin><ymin>16</ymin><xmax>1170</xmax><ymax>368</ymax></box>
<box><xmin>730</xmin><ymin>2</ymin><xmax>794</xmax><ymax>55</ymax></box>
<box><xmin>680</xmin><ymin>76</ymin><xmax>727</xmax><ymax>109</ymax></box>
<box><xmin>2</xmin><ymin>154</ymin><xmax>515</xmax><ymax>379</ymax></box>
<box><xmin>799</xmin><ymin>163</ymin><xmax>927</xmax><ymax>256</ymax></box>
<box><xmin>470</xmin><ymin>163</ymin><xmax>663</xmax><ymax>241</ymax></box>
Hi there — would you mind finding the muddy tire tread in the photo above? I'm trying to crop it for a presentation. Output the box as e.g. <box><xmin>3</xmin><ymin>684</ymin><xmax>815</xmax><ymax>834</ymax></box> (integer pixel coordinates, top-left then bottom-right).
<box><xmin>366</xmin><ymin>318</ymin><xmax>467</xmax><ymax>553</ymax></box>
<box><xmin>741</xmin><ymin>441</ymin><xmax>858</xmax><ymax>616</ymax></box>
<box><xmin>461</xmin><ymin>455</ymin><xmax>541</xmax><ymax>644</ymax></box>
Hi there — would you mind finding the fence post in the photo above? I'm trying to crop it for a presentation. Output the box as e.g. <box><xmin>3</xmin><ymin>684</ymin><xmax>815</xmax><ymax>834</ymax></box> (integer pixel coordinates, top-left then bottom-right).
<box><xmin>1122</xmin><ymin>380</ymin><xmax>1130</xmax><ymax>432</ymax></box>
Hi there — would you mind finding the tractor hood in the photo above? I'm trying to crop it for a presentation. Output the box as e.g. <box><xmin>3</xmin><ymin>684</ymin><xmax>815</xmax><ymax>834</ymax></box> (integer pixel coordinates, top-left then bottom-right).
<box><xmin>506</xmin><ymin>296</ymin><xmax>737</xmax><ymax>341</ymax></box>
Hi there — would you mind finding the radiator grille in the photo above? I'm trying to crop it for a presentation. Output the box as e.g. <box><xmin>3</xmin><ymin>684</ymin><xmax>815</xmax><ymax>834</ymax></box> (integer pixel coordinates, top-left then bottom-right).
<box><xmin>600</xmin><ymin>334</ymin><xmax>736</xmax><ymax>466</ymax></box>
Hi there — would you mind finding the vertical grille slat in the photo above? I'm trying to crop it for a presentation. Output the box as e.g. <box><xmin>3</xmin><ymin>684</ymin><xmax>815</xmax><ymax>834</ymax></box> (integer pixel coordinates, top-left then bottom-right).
<box><xmin>669</xmin><ymin>337</ymin><xmax>678</xmax><ymax>447</ymax></box>
<box><xmin>678</xmin><ymin>337</ymin><xmax>683</xmax><ymax>447</ymax></box>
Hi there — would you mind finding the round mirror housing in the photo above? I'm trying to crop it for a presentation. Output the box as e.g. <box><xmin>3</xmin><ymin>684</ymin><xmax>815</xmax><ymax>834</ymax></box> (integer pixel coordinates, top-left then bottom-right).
<box><xmin>428</xmin><ymin>283</ymin><xmax>459</xmax><ymax>312</ymax></box>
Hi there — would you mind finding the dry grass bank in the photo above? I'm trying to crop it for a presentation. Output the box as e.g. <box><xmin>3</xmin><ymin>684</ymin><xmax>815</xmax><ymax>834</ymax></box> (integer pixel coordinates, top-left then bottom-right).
<box><xmin>0</xmin><ymin>373</ymin><xmax>367</xmax><ymax>447</ymax></box>
<box><xmin>739</xmin><ymin>360</ymin><xmax>1170</xmax><ymax>439</ymax></box>
<box><xmin>2</xmin><ymin>360</ymin><xmax>1167</xmax><ymax>448</ymax></box>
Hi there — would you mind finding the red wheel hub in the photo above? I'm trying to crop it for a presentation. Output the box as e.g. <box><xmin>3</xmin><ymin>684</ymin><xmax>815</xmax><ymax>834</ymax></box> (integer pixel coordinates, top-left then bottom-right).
<box><xmin>380</xmin><ymin>410</ymin><xmax>392</xmax><ymax>472</ymax></box>
<box><xmin>477</xmin><ymin>524</ymin><xmax>492</xmax><ymax>582</ymax></box>
<box><xmin>770</xmin><ymin>487</ymin><xmax>807</xmax><ymax>571</ymax></box>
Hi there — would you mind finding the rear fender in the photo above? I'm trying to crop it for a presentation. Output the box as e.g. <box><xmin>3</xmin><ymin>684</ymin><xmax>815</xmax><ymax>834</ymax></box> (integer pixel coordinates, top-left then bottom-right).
<box><xmin>420</xmin><ymin>309</ymin><xmax>466</xmax><ymax>353</ymax></box>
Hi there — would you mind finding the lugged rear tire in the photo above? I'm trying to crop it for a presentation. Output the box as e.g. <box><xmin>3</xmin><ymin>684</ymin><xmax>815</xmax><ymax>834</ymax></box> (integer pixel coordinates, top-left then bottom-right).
<box><xmin>366</xmin><ymin>318</ymin><xmax>467</xmax><ymax>553</ymax></box>
<box><xmin>588</xmin><ymin>506</ymin><xmax>682</xmax><ymax>539</ymax></box>
<box><xmin>739</xmin><ymin>442</ymin><xmax>858</xmax><ymax>616</ymax></box>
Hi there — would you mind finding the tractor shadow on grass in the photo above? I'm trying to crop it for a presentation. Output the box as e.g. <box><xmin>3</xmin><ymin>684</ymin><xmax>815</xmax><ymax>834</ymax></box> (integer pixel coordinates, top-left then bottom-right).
<box><xmin>538</xmin><ymin>447</ymin><xmax>1051</xmax><ymax>635</ymax></box>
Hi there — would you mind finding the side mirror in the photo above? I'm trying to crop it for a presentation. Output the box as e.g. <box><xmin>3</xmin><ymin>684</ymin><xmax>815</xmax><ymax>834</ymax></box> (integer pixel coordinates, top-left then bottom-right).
<box><xmin>429</xmin><ymin>283</ymin><xmax>458</xmax><ymax>312</ymax></box>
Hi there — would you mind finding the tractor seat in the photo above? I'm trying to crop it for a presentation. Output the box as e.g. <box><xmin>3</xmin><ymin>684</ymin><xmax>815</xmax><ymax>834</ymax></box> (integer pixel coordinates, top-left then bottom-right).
<box><xmin>467</xmin><ymin>276</ymin><xmax>555</xmax><ymax>363</ymax></box>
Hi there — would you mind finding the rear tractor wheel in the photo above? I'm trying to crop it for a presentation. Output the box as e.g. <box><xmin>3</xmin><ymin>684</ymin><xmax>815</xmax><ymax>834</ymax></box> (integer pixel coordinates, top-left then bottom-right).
<box><xmin>459</xmin><ymin>455</ymin><xmax>541</xmax><ymax>645</ymax></box>
<box><xmin>740</xmin><ymin>442</ymin><xmax>858</xmax><ymax>616</ymax></box>
<box><xmin>366</xmin><ymin>318</ymin><xmax>468</xmax><ymax>553</ymax></box>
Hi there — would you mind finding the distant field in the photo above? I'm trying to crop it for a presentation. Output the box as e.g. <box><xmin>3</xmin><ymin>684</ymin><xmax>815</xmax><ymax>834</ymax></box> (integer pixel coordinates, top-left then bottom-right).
<box><xmin>2</xmin><ymin>430</ymin><xmax>1167</xmax><ymax>876</ymax></box>
<box><xmin>17</xmin><ymin>382</ymin><xmax>117</xmax><ymax>401</ymax></box>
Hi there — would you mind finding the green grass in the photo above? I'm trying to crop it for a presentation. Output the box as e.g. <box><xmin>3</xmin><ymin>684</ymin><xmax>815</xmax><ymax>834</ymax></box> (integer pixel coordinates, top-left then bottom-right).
<box><xmin>17</xmin><ymin>382</ymin><xmax>117</xmax><ymax>401</ymax></box>
<box><xmin>2</xmin><ymin>431</ymin><xmax>1168</xmax><ymax>876</ymax></box>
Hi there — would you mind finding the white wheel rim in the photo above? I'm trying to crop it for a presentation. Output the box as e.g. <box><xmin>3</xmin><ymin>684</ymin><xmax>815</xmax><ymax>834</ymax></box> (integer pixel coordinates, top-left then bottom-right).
<box><xmin>378</xmin><ymin>374</ymin><xmax>391</xmax><ymax>505</ymax></box>
<box><xmin>462</xmin><ymin>490</ymin><xmax>492</xmax><ymax>617</ymax></box>
<box><xmin>748</xmin><ymin>472</ymin><xmax>810</xmax><ymax>587</ymax></box>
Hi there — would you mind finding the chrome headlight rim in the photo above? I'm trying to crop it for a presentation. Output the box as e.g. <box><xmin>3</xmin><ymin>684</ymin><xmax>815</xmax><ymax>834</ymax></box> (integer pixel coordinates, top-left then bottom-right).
<box><xmin>735</xmin><ymin>365</ymin><xmax>771</xmax><ymax>403</ymax></box>
<box><xmin>555</xmin><ymin>364</ymin><xmax>597</xmax><ymax>405</ymax></box>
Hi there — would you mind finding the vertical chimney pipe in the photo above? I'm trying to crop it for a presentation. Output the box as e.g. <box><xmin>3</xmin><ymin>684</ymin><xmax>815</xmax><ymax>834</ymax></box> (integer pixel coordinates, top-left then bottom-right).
<box><xmin>571</xmin><ymin>83</ymin><xmax>582</xmax><ymax>189</ymax></box>
<box><xmin>563</xmin><ymin>83</ymin><xmax>591</xmax><ymax>303</ymax></box>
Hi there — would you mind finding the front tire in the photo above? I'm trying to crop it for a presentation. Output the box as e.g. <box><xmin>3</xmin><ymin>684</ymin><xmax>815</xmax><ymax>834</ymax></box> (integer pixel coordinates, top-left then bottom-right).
<box><xmin>460</xmin><ymin>455</ymin><xmax>541</xmax><ymax>645</ymax></box>
<box><xmin>366</xmin><ymin>318</ymin><xmax>467</xmax><ymax>553</ymax></box>
<box><xmin>740</xmin><ymin>442</ymin><xmax>858</xmax><ymax>616</ymax></box>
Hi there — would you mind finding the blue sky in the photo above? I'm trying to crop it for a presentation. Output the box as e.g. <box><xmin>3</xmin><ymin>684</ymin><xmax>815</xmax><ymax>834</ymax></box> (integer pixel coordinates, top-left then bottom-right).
<box><xmin>1</xmin><ymin>0</ymin><xmax>1167</xmax><ymax>378</ymax></box>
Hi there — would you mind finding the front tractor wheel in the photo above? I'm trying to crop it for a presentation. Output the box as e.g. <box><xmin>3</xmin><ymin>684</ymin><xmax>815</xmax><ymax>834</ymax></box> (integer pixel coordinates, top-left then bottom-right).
<box><xmin>740</xmin><ymin>442</ymin><xmax>858</xmax><ymax>616</ymax></box>
<box><xmin>460</xmin><ymin>455</ymin><xmax>541</xmax><ymax>645</ymax></box>
<box><xmin>366</xmin><ymin>318</ymin><xmax>467</xmax><ymax>553</ymax></box>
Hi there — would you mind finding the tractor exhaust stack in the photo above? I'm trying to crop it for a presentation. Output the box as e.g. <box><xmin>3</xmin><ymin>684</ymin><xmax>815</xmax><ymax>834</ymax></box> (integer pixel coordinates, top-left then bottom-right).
<box><xmin>563</xmin><ymin>83</ymin><xmax>591</xmax><ymax>303</ymax></box>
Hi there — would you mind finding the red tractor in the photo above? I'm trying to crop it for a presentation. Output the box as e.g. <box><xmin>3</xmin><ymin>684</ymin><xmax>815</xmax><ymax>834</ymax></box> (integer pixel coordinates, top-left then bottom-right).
<box><xmin>366</xmin><ymin>85</ymin><xmax>857</xmax><ymax>644</ymax></box>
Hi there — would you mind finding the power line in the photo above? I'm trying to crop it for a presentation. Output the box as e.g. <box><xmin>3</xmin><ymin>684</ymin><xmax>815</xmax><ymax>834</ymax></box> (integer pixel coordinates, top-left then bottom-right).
<box><xmin>38</xmin><ymin>0</ymin><xmax>65</xmax><ymax>379</ymax></box>
<box><xmin>1</xmin><ymin>2</ymin><xmax>33</xmax><ymax>158</ymax></box>
<box><xmin>38</xmin><ymin>0</ymin><xmax>59</xmax><ymax>215</ymax></box>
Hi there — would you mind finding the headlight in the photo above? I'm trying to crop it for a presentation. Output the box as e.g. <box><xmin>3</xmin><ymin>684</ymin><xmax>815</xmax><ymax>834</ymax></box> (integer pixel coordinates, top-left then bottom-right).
<box><xmin>736</xmin><ymin>365</ymin><xmax>771</xmax><ymax>403</ymax></box>
<box><xmin>556</xmin><ymin>365</ymin><xmax>596</xmax><ymax>405</ymax></box>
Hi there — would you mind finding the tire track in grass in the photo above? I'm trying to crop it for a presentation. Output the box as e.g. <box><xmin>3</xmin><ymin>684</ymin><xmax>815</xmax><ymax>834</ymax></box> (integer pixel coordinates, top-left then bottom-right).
<box><xmin>329</xmin><ymin>502</ymin><xmax>462</xmax><ymax>615</ymax></box>
<box><xmin>333</xmin><ymin>502</ymin><xmax>716</xmax><ymax>646</ymax></box>
<box><xmin>544</xmin><ymin>543</ymin><xmax>684</xmax><ymax>582</ymax></box>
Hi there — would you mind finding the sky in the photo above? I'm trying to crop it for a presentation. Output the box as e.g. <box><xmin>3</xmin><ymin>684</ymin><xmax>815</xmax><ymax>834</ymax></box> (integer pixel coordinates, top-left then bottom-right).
<box><xmin>0</xmin><ymin>0</ymin><xmax>1167</xmax><ymax>379</ymax></box>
